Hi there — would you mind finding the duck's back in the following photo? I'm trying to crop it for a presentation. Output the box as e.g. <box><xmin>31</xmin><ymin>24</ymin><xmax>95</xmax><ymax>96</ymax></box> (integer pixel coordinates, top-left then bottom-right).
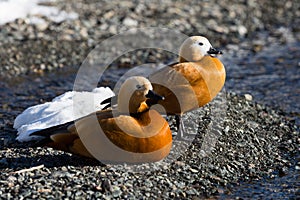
<box><xmin>149</xmin><ymin>56</ymin><xmax>226</xmax><ymax>114</ymax></box>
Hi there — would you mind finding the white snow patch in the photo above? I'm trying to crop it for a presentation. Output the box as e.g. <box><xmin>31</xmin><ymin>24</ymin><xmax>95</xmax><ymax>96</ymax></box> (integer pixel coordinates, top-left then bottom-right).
<box><xmin>0</xmin><ymin>0</ymin><xmax>78</xmax><ymax>25</ymax></box>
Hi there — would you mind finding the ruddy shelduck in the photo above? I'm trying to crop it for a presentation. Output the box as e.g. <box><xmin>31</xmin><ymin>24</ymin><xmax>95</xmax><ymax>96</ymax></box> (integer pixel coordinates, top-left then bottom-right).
<box><xmin>15</xmin><ymin>76</ymin><xmax>172</xmax><ymax>163</ymax></box>
<box><xmin>148</xmin><ymin>36</ymin><xmax>225</xmax><ymax>137</ymax></box>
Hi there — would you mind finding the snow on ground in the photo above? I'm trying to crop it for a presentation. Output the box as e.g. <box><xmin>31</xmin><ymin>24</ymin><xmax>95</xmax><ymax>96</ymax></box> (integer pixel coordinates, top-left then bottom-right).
<box><xmin>0</xmin><ymin>0</ymin><xmax>78</xmax><ymax>25</ymax></box>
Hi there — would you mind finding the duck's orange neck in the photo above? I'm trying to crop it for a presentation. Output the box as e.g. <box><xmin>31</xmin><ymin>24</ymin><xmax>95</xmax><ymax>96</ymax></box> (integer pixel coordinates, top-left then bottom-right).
<box><xmin>130</xmin><ymin>110</ymin><xmax>151</xmax><ymax>126</ymax></box>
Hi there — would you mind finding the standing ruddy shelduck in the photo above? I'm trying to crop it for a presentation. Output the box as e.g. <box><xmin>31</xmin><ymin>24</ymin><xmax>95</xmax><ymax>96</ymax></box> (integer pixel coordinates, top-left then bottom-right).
<box><xmin>15</xmin><ymin>76</ymin><xmax>172</xmax><ymax>163</ymax></box>
<box><xmin>148</xmin><ymin>36</ymin><xmax>225</xmax><ymax>136</ymax></box>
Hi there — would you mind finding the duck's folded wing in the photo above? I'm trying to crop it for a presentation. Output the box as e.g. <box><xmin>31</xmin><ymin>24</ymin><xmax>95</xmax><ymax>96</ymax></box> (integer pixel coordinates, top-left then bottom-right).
<box><xmin>99</xmin><ymin>95</ymin><xmax>118</xmax><ymax>110</ymax></box>
<box><xmin>15</xmin><ymin>88</ymin><xmax>115</xmax><ymax>142</ymax></box>
<box><xmin>29</xmin><ymin>109</ymin><xmax>114</xmax><ymax>142</ymax></box>
<box><xmin>29</xmin><ymin>121</ymin><xmax>76</xmax><ymax>143</ymax></box>
<box><xmin>29</xmin><ymin>120</ymin><xmax>93</xmax><ymax>157</ymax></box>
<box><xmin>24</xmin><ymin>110</ymin><xmax>113</xmax><ymax>157</ymax></box>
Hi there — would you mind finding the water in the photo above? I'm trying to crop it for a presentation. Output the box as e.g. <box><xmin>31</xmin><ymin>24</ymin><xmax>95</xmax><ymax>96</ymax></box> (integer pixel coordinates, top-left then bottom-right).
<box><xmin>223</xmin><ymin>41</ymin><xmax>300</xmax><ymax>125</ymax></box>
<box><xmin>218</xmin><ymin>155</ymin><xmax>299</xmax><ymax>199</ymax></box>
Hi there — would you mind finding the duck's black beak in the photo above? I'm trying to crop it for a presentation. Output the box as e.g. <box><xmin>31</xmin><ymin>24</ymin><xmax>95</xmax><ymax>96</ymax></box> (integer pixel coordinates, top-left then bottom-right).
<box><xmin>207</xmin><ymin>47</ymin><xmax>223</xmax><ymax>55</ymax></box>
<box><xmin>145</xmin><ymin>90</ymin><xmax>165</xmax><ymax>101</ymax></box>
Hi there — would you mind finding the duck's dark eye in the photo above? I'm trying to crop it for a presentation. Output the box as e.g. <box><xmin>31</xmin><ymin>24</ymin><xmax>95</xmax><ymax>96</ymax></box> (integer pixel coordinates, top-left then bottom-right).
<box><xmin>198</xmin><ymin>42</ymin><xmax>204</xmax><ymax>46</ymax></box>
<box><xmin>136</xmin><ymin>85</ymin><xmax>142</xmax><ymax>89</ymax></box>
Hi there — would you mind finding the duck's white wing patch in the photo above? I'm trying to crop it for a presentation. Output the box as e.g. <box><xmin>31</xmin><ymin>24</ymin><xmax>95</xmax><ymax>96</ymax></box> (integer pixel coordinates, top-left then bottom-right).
<box><xmin>14</xmin><ymin>87</ymin><xmax>115</xmax><ymax>142</ymax></box>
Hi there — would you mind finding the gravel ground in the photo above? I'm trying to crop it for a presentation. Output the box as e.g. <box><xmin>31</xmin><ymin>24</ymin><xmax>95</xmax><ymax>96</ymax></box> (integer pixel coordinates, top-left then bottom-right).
<box><xmin>0</xmin><ymin>0</ymin><xmax>299</xmax><ymax>77</ymax></box>
<box><xmin>0</xmin><ymin>0</ymin><xmax>299</xmax><ymax>199</ymax></box>
<box><xmin>1</xmin><ymin>87</ymin><xmax>299</xmax><ymax>198</ymax></box>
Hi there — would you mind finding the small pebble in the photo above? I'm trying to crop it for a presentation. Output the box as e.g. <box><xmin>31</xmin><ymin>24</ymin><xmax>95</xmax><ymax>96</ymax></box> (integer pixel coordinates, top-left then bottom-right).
<box><xmin>244</xmin><ymin>94</ymin><xmax>253</xmax><ymax>101</ymax></box>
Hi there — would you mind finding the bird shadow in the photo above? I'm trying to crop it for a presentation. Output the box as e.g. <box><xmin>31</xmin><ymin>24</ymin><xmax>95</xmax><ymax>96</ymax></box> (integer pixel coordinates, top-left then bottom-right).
<box><xmin>0</xmin><ymin>131</ymin><xmax>104</xmax><ymax>170</ymax></box>
<box><xmin>0</xmin><ymin>154</ymin><xmax>103</xmax><ymax>170</ymax></box>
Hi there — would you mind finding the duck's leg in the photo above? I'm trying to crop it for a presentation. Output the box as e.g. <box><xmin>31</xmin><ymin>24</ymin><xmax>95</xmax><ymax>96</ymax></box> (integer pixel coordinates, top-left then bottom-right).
<box><xmin>175</xmin><ymin>114</ymin><xmax>185</xmax><ymax>140</ymax></box>
<box><xmin>175</xmin><ymin>114</ymin><xmax>195</xmax><ymax>141</ymax></box>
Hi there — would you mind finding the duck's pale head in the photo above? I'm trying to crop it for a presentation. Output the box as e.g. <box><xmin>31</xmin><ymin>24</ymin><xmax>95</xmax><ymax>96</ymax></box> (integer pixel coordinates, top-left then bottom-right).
<box><xmin>118</xmin><ymin>76</ymin><xmax>164</xmax><ymax>114</ymax></box>
<box><xmin>179</xmin><ymin>36</ymin><xmax>222</xmax><ymax>62</ymax></box>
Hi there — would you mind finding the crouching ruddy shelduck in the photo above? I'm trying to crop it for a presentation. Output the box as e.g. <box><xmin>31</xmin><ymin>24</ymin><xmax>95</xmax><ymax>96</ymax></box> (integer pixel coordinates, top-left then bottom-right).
<box><xmin>14</xmin><ymin>76</ymin><xmax>172</xmax><ymax>163</ymax></box>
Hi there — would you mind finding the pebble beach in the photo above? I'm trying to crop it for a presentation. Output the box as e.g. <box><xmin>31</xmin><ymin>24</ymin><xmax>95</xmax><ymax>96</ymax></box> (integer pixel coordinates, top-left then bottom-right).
<box><xmin>0</xmin><ymin>0</ymin><xmax>299</xmax><ymax>199</ymax></box>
